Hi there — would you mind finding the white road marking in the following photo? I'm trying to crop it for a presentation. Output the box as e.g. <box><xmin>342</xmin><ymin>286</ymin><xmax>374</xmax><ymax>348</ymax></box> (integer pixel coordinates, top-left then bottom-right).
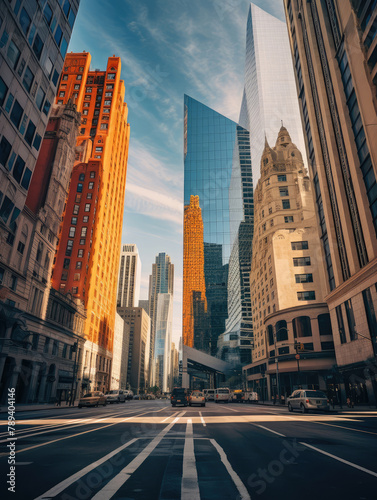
<box><xmin>199</xmin><ymin>412</ymin><xmax>206</xmax><ymax>427</ymax></box>
<box><xmin>161</xmin><ymin>412</ymin><xmax>178</xmax><ymax>423</ymax></box>
<box><xmin>225</xmin><ymin>406</ymin><xmax>240</xmax><ymax>412</ymax></box>
<box><xmin>91</xmin><ymin>413</ymin><xmax>184</xmax><ymax>500</ymax></box>
<box><xmin>300</xmin><ymin>442</ymin><xmax>377</xmax><ymax>478</ymax></box>
<box><xmin>34</xmin><ymin>438</ymin><xmax>138</xmax><ymax>500</ymax></box>
<box><xmin>210</xmin><ymin>439</ymin><xmax>250</xmax><ymax>500</ymax></box>
<box><xmin>181</xmin><ymin>418</ymin><xmax>200</xmax><ymax>500</ymax></box>
<box><xmin>10</xmin><ymin>408</ymin><xmax>159</xmax><ymax>455</ymax></box>
<box><xmin>306</xmin><ymin>420</ymin><xmax>377</xmax><ymax>436</ymax></box>
<box><xmin>253</xmin><ymin>424</ymin><xmax>286</xmax><ymax>437</ymax></box>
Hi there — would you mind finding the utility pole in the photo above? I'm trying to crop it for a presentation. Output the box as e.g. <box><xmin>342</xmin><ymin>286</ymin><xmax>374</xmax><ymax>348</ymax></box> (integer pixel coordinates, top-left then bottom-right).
<box><xmin>69</xmin><ymin>341</ymin><xmax>79</xmax><ymax>406</ymax></box>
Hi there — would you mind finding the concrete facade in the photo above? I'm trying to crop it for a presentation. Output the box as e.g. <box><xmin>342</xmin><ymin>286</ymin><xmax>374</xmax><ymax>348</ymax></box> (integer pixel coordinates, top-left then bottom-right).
<box><xmin>284</xmin><ymin>0</ymin><xmax>377</xmax><ymax>405</ymax></box>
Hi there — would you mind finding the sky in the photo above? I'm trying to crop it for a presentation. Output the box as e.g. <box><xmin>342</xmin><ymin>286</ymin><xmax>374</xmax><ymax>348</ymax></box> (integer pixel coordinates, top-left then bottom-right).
<box><xmin>68</xmin><ymin>0</ymin><xmax>286</xmax><ymax>345</ymax></box>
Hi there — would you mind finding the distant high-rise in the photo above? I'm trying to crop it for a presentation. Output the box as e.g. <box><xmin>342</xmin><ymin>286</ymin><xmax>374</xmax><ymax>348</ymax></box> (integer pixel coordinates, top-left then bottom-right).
<box><xmin>183</xmin><ymin>95</ymin><xmax>253</xmax><ymax>362</ymax></box>
<box><xmin>183</xmin><ymin>195</ymin><xmax>207</xmax><ymax>349</ymax></box>
<box><xmin>148</xmin><ymin>253</ymin><xmax>174</xmax><ymax>377</ymax></box>
<box><xmin>239</xmin><ymin>3</ymin><xmax>307</xmax><ymax>186</ymax></box>
<box><xmin>52</xmin><ymin>52</ymin><xmax>130</xmax><ymax>393</ymax></box>
<box><xmin>153</xmin><ymin>293</ymin><xmax>173</xmax><ymax>392</ymax></box>
<box><xmin>117</xmin><ymin>244</ymin><xmax>141</xmax><ymax>308</ymax></box>
<box><xmin>284</xmin><ymin>0</ymin><xmax>377</xmax><ymax>406</ymax></box>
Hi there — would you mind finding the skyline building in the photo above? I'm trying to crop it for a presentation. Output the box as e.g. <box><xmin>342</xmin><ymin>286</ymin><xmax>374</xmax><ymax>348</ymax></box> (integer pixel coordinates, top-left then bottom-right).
<box><xmin>153</xmin><ymin>293</ymin><xmax>173</xmax><ymax>392</ymax></box>
<box><xmin>284</xmin><ymin>0</ymin><xmax>377</xmax><ymax>406</ymax></box>
<box><xmin>239</xmin><ymin>3</ymin><xmax>307</xmax><ymax>187</ymax></box>
<box><xmin>51</xmin><ymin>52</ymin><xmax>130</xmax><ymax>393</ymax></box>
<box><xmin>116</xmin><ymin>244</ymin><xmax>141</xmax><ymax>308</ymax></box>
<box><xmin>183</xmin><ymin>95</ymin><xmax>253</xmax><ymax>362</ymax></box>
<box><xmin>148</xmin><ymin>252</ymin><xmax>174</xmax><ymax>380</ymax></box>
<box><xmin>243</xmin><ymin>126</ymin><xmax>335</xmax><ymax>401</ymax></box>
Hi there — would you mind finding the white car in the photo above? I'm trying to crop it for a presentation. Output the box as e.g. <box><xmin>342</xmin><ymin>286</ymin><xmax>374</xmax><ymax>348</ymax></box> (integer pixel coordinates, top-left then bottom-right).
<box><xmin>105</xmin><ymin>390</ymin><xmax>126</xmax><ymax>403</ymax></box>
<box><xmin>189</xmin><ymin>391</ymin><xmax>206</xmax><ymax>407</ymax></box>
<box><xmin>203</xmin><ymin>389</ymin><xmax>215</xmax><ymax>401</ymax></box>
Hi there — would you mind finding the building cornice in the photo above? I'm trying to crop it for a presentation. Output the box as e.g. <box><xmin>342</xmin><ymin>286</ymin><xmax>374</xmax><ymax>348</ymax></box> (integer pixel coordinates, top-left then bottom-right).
<box><xmin>264</xmin><ymin>302</ymin><xmax>328</xmax><ymax>323</ymax></box>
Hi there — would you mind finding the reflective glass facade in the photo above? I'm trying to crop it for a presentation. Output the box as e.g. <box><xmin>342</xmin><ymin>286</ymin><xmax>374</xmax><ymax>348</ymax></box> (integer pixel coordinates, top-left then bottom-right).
<box><xmin>153</xmin><ymin>293</ymin><xmax>173</xmax><ymax>392</ymax></box>
<box><xmin>239</xmin><ymin>3</ymin><xmax>307</xmax><ymax>186</ymax></box>
<box><xmin>183</xmin><ymin>95</ymin><xmax>253</xmax><ymax>362</ymax></box>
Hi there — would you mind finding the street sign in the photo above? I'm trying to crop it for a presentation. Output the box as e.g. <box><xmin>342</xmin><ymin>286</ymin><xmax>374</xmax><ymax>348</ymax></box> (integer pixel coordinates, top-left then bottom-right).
<box><xmin>295</xmin><ymin>354</ymin><xmax>300</xmax><ymax>360</ymax></box>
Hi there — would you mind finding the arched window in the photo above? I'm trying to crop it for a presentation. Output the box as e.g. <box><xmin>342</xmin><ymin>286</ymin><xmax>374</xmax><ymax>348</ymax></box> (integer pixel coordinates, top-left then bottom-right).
<box><xmin>275</xmin><ymin>320</ymin><xmax>288</xmax><ymax>341</ymax></box>
<box><xmin>293</xmin><ymin>316</ymin><xmax>312</xmax><ymax>338</ymax></box>
<box><xmin>318</xmin><ymin>313</ymin><xmax>332</xmax><ymax>336</ymax></box>
<box><xmin>36</xmin><ymin>242</ymin><xmax>43</xmax><ymax>263</ymax></box>
<box><xmin>267</xmin><ymin>325</ymin><xmax>274</xmax><ymax>346</ymax></box>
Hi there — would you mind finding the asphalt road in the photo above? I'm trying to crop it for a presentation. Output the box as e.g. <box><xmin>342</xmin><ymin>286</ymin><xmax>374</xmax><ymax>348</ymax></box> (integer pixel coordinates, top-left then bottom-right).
<box><xmin>0</xmin><ymin>400</ymin><xmax>376</xmax><ymax>500</ymax></box>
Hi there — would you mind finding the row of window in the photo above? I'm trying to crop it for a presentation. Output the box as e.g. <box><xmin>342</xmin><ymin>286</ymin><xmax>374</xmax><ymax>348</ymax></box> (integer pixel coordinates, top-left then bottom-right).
<box><xmin>65</xmin><ymin>242</ymin><xmax>86</xmax><ymax>258</ymax></box>
<box><xmin>0</xmin><ymin>188</ymin><xmax>20</xmax><ymax>232</ymax></box>
<box><xmin>267</xmin><ymin>314</ymin><xmax>332</xmax><ymax>346</ymax></box>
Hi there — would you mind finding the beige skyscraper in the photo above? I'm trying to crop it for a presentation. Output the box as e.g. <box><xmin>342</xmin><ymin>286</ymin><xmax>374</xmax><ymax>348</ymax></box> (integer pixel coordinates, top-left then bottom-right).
<box><xmin>284</xmin><ymin>0</ymin><xmax>377</xmax><ymax>405</ymax></box>
<box><xmin>117</xmin><ymin>244</ymin><xmax>141</xmax><ymax>308</ymax></box>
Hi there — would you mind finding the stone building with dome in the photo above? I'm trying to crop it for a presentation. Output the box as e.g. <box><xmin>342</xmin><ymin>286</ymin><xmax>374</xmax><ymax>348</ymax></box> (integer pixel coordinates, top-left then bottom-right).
<box><xmin>243</xmin><ymin>126</ymin><xmax>336</xmax><ymax>402</ymax></box>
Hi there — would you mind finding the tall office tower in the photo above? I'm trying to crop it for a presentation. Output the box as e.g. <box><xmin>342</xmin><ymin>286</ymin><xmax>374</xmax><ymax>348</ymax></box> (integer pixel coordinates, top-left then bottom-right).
<box><xmin>239</xmin><ymin>3</ymin><xmax>307</xmax><ymax>186</ymax></box>
<box><xmin>243</xmin><ymin>127</ymin><xmax>334</xmax><ymax>401</ymax></box>
<box><xmin>183</xmin><ymin>195</ymin><xmax>207</xmax><ymax>350</ymax></box>
<box><xmin>138</xmin><ymin>300</ymin><xmax>149</xmax><ymax>314</ymax></box>
<box><xmin>0</xmin><ymin>0</ymin><xmax>79</xmax><ymax>302</ymax></box>
<box><xmin>183</xmin><ymin>95</ymin><xmax>253</xmax><ymax>362</ymax></box>
<box><xmin>117</xmin><ymin>306</ymin><xmax>150</xmax><ymax>393</ymax></box>
<box><xmin>153</xmin><ymin>293</ymin><xmax>173</xmax><ymax>392</ymax></box>
<box><xmin>110</xmin><ymin>312</ymin><xmax>128</xmax><ymax>391</ymax></box>
<box><xmin>284</xmin><ymin>0</ymin><xmax>377</xmax><ymax>405</ymax></box>
<box><xmin>117</xmin><ymin>244</ymin><xmax>141</xmax><ymax>308</ymax></box>
<box><xmin>148</xmin><ymin>253</ymin><xmax>174</xmax><ymax>377</ymax></box>
<box><xmin>52</xmin><ymin>52</ymin><xmax>130</xmax><ymax>392</ymax></box>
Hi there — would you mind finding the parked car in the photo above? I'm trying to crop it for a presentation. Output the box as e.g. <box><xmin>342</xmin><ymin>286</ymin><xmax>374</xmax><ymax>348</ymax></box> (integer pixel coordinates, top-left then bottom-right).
<box><xmin>78</xmin><ymin>392</ymin><xmax>107</xmax><ymax>408</ymax></box>
<box><xmin>244</xmin><ymin>391</ymin><xmax>259</xmax><ymax>404</ymax></box>
<box><xmin>124</xmin><ymin>390</ymin><xmax>134</xmax><ymax>400</ymax></box>
<box><xmin>215</xmin><ymin>388</ymin><xmax>231</xmax><ymax>403</ymax></box>
<box><xmin>189</xmin><ymin>390</ymin><xmax>206</xmax><ymax>407</ymax></box>
<box><xmin>133</xmin><ymin>394</ymin><xmax>140</xmax><ymax>400</ymax></box>
<box><xmin>287</xmin><ymin>390</ymin><xmax>330</xmax><ymax>413</ymax></box>
<box><xmin>231</xmin><ymin>390</ymin><xmax>244</xmax><ymax>403</ymax></box>
<box><xmin>105</xmin><ymin>390</ymin><xmax>126</xmax><ymax>404</ymax></box>
<box><xmin>171</xmin><ymin>387</ymin><xmax>189</xmax><ymax>407</ymax></box>
<box><xmin>203</xmin><ymin>389</ymin><xmax>215</xmax><ymax>401</ymax></box>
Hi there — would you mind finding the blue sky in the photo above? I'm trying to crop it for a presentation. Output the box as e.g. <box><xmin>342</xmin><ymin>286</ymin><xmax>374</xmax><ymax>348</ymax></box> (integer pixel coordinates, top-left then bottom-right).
<box><xmin>68</xmin><ymin>0</ymin><xmax>286</xmax><ymax>345</ymax></box>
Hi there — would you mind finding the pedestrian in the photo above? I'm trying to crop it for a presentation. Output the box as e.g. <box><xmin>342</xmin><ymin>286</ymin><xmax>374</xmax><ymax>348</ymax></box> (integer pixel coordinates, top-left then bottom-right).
<box><xmin>56</xmin><ymin>391</ymin><xmax>62</xmax><ymax>406</ymax></box>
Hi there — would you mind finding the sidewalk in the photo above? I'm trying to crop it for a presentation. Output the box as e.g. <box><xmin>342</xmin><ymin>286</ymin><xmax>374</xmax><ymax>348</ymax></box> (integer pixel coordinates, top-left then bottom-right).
<box><xmin>251</xmin><ymin>400</ymin><xmax>377</xmax><ymax>412</ymax></box>
<box><xmin>0</xmin><ymin>401</ymin><xmax>78</xmax><ymax>414</ymax></box>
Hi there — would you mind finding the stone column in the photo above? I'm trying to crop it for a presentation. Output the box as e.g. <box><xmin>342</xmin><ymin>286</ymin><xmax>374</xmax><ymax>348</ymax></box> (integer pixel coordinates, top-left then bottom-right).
<box><xmin>27</xmin><ymin>363</ymin><xmax>41</xmax><ymax>403</ymax></box>
<box><xmin>37</xmin><ymin>373</ymin><xmax>47</xmax><ymax>402</ymax></box>
<box><xmin>9</xmin><ymin>359</ymin><xmax>22</xmax><ymax>392</ymax></box>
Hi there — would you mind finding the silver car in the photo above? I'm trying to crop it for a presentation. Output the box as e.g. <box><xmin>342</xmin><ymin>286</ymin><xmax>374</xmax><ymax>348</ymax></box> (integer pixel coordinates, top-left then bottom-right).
<box><xmin>189</xmin><ymin>391</ymin><xmax>206</xmax><ymax>407</ymax></box>
<box><xmin>287</xmin><ymin>390</ymin><xmax>330</xmax><ymax>413</ymax></box>
<box><xmin>105</xmin><ymin>390</ymin><xmax>126</xmax><ymax>403</ymax></box>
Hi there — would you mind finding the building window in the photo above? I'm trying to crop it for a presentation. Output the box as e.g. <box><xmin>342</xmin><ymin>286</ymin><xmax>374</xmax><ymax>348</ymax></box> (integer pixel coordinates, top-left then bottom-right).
<box><xmin>74</xmin><ymin>273</ymin><xmax>80</xmax><ymax>281</ymax></box>
<box><xmin>279</xmin><ymin>187</ymin><xmax>289</xmax><ymax>197</ymax></box>
<box><xmin>293</xmin><ymin>257</ymin><xmax>311</xmax><ymax>267</ymax></box>
<box><xmin>107</xmin><ymin>73</ymin><xmax>115</xmax><ymax>80</ymax></box>
<box><xmin>61</xmin><ymin>271</ymin><xmax>68</xmax><ymax>281</ymax></box>
<box><xmin>36</xmin><ymin>87</ymin><xmax>46</xmax><ymax>110</ymax></box>
<box><xmin>10</xmin><ymin>100</ymin><xmax>23</xmax><ymax>128</ymax></box>
<box><xmin>32</xmin><ymin>33</ymin><xmax>44</xmax><ymax>60</ymax></box>
<box><xmin>83</xmin><ymin>216</ymin><xmax>89</xmax><ymax>223</ymax></box>
<box><xmin>336</xmin><ymin>305</ymin><xmax>346</xmax><ymax>344</ymax></box>
<box><xmin>73</xmin><ymin>204</ymin><xmax>80</xmax><ymax>215</ymax></box>
<box><xmin>76</xmin><ymin>261</ymin><xmax>82</xmax><ymax>269</ymax></box>
<box><xmin>22</xmin><ymin>66</ymin><xmax>34</xmax><ymax>93</ymax></box>
<box><xmin>63</xmin><ymin>258</ymin><xmax>70</xmax><ymax>269</ymax></box>
<box><xmin>362</xmin><ymin>288</ymin><xmax>377</xmax><ymax>346</ymax></box>
<box><xmin>78</xmin><ymin>249</ymin><xmax>84</xmax><ymax>258</ymax></box>
<box><xmin>84</xmin><ymin>203</ymin><xmax>91</xmax><ymax>212</ymax></box>
<box><xmin>278</xmin><ymin>174</ymin><xmax>287</xmax><ymax>182</ymax></box>
<box><xmin>17</xmin><ymin>241</ymin><xmax>25</xmax><ymax>254</ymax></box>
<box><xmin>282</xmin><ymin>200</ymin><xmax>290</xmax><ymax>209</ymax></box>
<box><xmin>7</xmin><ymin>40</ymin><xmax>21</xmax><ymax>69</ymax></box>
<box><xmin>44</xmin><ymin>338</ymin><xmax>50</xmax><ymax>353</ymax></box>
<box><xmin>318</xmin><ymin>313</ymin><xmax>332</xmax><ymax>336</ymax></box>
<box><xmin>291</xmin><ymin>241</ymin><xmax>309</xmax><ymax>250</ymax></box>
<box><xmin>74</xmin><ymin>84</ymin><xmax>80</xmax><ymax>90</ymax></box>
<box><xmin>69</xmin><ymin>227</ymin><xmax>76</xmax><ymax>237</ymax></box>
<box><xmin>295</xmin><ymin>273</ymin><xmax>313</xmax><ymax>283</ymax></box>
<box><xmin>345</xmin><ymin>299</ymin><xmax>357</xmax><ymax>341</ymax></box>
<box><xmin>81</xmin><ymin>227</ymin><xmax>87</xmax><ymax>237</ymax></box>
<box><xmin>71</xmin><ymin>217</ymin><xmax>77</xmax><ymax>225</ymax></box>
<box><xmin>293</xmin><ymin>316</ymin><xmax>312</xmax><ymax>337</ymax></box>
<box><xmin>77</xmin><ymin>183</ymin><xmax>83</xmax><ymax>193</ymax></box>
<box><xmin>90</xmin><ymin>171</ymin><xmax>96</xmax><ymax>178</ymax></box>
<box><xmin>297</xmin><ymin>291</ymin><xmax>316</xmax><ymax>301</ymax></box>
<box><xmin>65</xmin><ymin>240</ymin><xmax>73</xmax><ymax>256</ymax></box>
<box><xmin>86</xmin><ymin>193</ymin><xmax>92</xmax><ymax>199</ymax></box>
<box><xmin>284</xmin><ymin>216</ymin><xmax>293</xmax><ymax>223</ymax></box>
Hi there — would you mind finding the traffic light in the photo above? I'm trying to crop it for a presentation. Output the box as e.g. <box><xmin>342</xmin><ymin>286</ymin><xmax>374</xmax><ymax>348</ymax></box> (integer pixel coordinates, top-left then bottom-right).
<box><xmin>294</xmin><ymin>341</ymin><xmax>304</xmax><ymax>351</ymax></box>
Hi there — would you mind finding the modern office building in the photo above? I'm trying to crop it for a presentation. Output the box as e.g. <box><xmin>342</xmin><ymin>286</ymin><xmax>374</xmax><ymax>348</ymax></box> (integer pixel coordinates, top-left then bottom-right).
<box><xmin>183</xmin><ymin>94</ymin><xmax>253</xmax><ymax>363</ymax></box>
<box><xmin>0</xmin><ymin>0</ymin><xmax>80</xmax><ymax>265</ymax></box>
<box><xmin>110</xmin><ymin>312</ymin><xmax>128</xmax><ymax>391</ymax></box>
<box><xmin>117</xmin><ymin>306</ymin><xmax>150</xmax><ymax>394</ymax></box>
<box><xmin>284</xmin><ymin>0</ymin><xmax>377</xmax><ymax>405</ymax></box>
<box><xmin>148</xmin><ymin>253</ymin><xmax>174</xmax><ymax>378</ymax></box>
<box><xmin>52</xmin><ymin>52</ymin><xmax>130</xmax><ymax>392</ymax></box>
<box><xmin>239</xmin><ymin>3</ymin><xmax>307</xmax><ymax>186</ymax></box>
<box><xmin>243</xmin><ymin>126</ymin><xmax>335</xmax><ymax>401</ymax></box>
<box><xmin>117</xmin><ymin>244</ymin><xmax>141</xmax><ymax>308</ymax></box>
<box><xmin>153</xmin><ymin>293</ymin><xmax>173</xmax><ymax>392</ymax></box>
<box><xmin>138</xmin><ymin>299</ymin><xmax>149</xmax><ymax>314</ymax></box>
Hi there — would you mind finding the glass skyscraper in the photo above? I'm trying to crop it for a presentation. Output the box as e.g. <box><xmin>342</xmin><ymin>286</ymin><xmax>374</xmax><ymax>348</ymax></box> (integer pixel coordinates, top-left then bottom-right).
<box><xmin>153</xmin><ymin>293</ymin><xmax>173</xmax><ymax>392</ymax></box>
<box><xmin>239</xmin><ymin>3</ymin><xmax>307</xmax><ymax>186</ymax></box>
<box><xmin>183</xmin><ymin>95</ymin><xmax>253</xmax><ymax>362</ymax></box>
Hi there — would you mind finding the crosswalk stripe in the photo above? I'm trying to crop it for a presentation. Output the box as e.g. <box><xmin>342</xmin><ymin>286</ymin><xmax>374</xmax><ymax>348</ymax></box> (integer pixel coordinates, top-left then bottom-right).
<box><xmin>181</xmin><ymin>419</ymin><xmax>200</xmax><ymax>499</ymax></box>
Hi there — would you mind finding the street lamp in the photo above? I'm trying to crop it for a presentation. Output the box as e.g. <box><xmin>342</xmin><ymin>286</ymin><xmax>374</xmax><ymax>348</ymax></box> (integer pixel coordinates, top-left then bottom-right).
<box><xmin>273</xmin><ymin>326</ymin><xmax>290</xmax><ymax>405</ymax></box>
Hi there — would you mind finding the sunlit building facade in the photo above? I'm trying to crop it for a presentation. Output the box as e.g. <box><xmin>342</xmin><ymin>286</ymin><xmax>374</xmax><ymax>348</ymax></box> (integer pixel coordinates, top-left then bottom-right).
<box><xmin>284</xmin><ymin>0</ymin><xmax>377</xmax><ymax>406</ymax></box>
<box><xmin>117</xmin><ymin>244</ymin><xmax>141</xmax><ymax>308</ymax></box>
<box><xmin>52</xmin><ymin>52</ymin><xmax>130</xmax><ymax>392</ymax></box>
<box><xmin>239</xmin><ymin>3</ymin><xmax>307</xmax><ymax>186</ymax></box>
<box><xmin>153</xmin><ymin>293</ymin><xmax>173</xmax><ymax>392</ymax></box>
<box><xmin>183</xmin><ymin>95</ymin><xmax>253</xmax><ymax>362</ymax></box>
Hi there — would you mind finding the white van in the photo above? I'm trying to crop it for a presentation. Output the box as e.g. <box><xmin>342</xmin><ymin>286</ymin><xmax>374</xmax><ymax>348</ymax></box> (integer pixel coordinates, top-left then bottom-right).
<box><xmin>203</xmin><ymin>389</ymin><xmax>215</xmax><ymax>401</ymax></box>
<box><xmin>215</xmin><ymin>388</ymin><xmax>230</xmax><ymax>403</ymax></box>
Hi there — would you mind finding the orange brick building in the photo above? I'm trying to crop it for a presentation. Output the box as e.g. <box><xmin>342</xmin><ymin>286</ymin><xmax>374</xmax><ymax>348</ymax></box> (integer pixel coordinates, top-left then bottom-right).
<box><xmin>52</xmin><ymin>52</ymin><xmax>130</xmax><ymax>392</ymax></box>
<box><xmin>183</xmin><ymin>195</ymin><xmax>207</xmax><ymax>348</ymax></box>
